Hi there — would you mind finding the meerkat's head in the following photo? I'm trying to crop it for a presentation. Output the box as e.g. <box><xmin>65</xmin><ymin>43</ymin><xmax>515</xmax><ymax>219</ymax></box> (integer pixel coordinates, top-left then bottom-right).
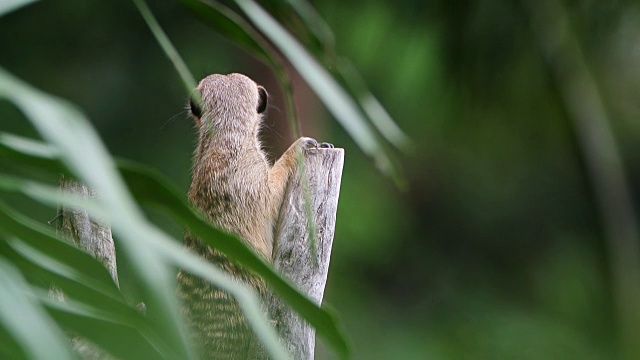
<box><xmin>188</xmin><ymin>73</ymin><xmax>268</xmax><ymax>135</ymax></box>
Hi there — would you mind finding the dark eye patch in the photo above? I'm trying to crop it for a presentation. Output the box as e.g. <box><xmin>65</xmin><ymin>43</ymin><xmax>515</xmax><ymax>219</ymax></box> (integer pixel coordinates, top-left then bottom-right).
<box><xmin>257</xmin><ymin>86</ymin><xmax>268</xmax><ymax>114</ymax></box>
<box><xmin>189</xmin><ymin>97</ymin><xmax>202</xmax><ymax>118</ymax></box>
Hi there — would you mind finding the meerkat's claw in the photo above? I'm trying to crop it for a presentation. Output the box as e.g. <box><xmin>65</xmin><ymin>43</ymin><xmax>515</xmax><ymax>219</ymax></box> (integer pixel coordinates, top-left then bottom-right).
<box><xmin>300</xmin><ymin>137</ymin><xmax>320</xmax><ymax>149</ymax></box>
<box><xmin>299</xmin><ymin>138</ymin><xmax>334</xmax><ymax>150</ymax></box>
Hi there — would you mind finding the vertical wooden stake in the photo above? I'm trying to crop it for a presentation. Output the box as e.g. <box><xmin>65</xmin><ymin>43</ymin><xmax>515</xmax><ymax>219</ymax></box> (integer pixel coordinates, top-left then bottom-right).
<box><xmin>56</xmin><ymin>178</ymin><xmax>119</xmax><ymax>360</ymax></box>
<box><xmin>268</xmin><ymin>148</ymin><xmax>344</xmax><ymax>359</ymax></box>
<box><xmin>57</xmin><ymin>178</ymin><xmax>118</xmax><ymax>286</ymax></box>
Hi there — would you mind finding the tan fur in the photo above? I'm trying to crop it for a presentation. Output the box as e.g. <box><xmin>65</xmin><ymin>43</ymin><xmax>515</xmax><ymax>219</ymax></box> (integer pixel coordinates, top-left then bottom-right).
<box><xmin>176</xmin><ymin>73</ymin><xmax>316</xmax><ymax>359</ymax></box>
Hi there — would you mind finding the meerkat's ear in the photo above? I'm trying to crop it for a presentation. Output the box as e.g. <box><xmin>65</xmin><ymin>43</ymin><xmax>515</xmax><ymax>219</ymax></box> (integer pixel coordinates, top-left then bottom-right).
<box><xmin>257</xmin><ymin>86</ymin><xmax>268</xmax><ymax>114</ymax></box>
<box><xmin>189</xmin><ymin>96</ymin><xmax>202</xmax><ymax>121</ymax></box>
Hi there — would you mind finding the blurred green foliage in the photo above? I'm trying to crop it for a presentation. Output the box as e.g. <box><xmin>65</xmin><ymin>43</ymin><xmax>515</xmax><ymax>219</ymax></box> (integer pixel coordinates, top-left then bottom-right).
<box><xmin>2</xmin><ymin>0</ymin><xmax>640</xmax><ymax>358</ymax></box>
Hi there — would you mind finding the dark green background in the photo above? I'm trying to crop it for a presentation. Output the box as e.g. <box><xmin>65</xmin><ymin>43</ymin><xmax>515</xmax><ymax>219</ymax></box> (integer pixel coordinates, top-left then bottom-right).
<box><xmin>2</xmin><ymin>0</ymin><xmax>640</xmax><ymax>358</ymax></box>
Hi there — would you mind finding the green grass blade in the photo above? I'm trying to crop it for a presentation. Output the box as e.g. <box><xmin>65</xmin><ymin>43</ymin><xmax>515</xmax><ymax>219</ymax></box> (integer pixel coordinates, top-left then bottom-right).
<box><xmin>0</xmin><ymin>133</ymin><xmax>59</xmax><ymax>159</ymax></box>
<box><xmin>131</xmin><ymin>0</ymin><xmax>197</xmax><ymax>93</ymax></box>
<box><xmin>0</xmin><ymin>0</ymin><xmax>37</xmax><ymax>17</ymax></box>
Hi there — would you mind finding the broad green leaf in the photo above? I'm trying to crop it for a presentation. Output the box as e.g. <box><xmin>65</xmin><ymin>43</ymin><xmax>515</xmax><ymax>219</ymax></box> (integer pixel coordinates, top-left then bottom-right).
<box><xmin>0</xmin><ymin>258</ymin><xmax>75</xmax><ymax>360</ymax></box>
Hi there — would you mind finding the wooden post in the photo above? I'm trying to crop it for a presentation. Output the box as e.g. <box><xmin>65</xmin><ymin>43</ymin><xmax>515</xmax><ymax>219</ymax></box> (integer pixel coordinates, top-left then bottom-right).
<box><xmin>268</xmin><ymin>148</ymin><xmax>345</xmax><ymax>359</ymax></box>
<box><xmin>56</xmin><ymin>178</ymin><xmax>119</xmax><ymax>360</ymax></box>
<box><xmin>57</xmin><ymin>178</ymin><xmax>118</xmax><ymax>285</ymax></box>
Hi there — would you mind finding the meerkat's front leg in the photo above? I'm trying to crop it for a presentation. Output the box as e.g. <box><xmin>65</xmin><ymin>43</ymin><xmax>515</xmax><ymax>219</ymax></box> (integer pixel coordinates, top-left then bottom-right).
<box><xmin>268</xmin><ymin>137</ymin><xmax>333</xmax><ymax>218</ymax></box>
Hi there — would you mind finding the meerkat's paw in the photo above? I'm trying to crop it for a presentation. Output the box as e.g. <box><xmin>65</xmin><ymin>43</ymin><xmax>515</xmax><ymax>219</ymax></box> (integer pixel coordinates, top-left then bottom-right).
<box><xmin>297</xmin><ymin>137</ymin><xmax>334</xmax><ymax>150</ymax></box>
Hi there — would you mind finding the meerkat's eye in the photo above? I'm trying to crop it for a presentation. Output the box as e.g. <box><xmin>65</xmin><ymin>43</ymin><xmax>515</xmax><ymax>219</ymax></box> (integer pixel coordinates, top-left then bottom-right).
<box><xmin>257</xmin><ymin>86</ymin><xmax>268</xmax><ymax>114</ymax></box>
<box><xmin>189</xmin><ymin>97</ymin><xmax>202</xmax><ymax>118</ymax></box>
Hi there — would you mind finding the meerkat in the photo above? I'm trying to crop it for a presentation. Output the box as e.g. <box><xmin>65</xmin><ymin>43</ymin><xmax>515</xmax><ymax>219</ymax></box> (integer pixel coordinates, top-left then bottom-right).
<box><xmin>176</xmin><ymin>73</ymin><xmax>332</xmax><ymax>359</ymax></box>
